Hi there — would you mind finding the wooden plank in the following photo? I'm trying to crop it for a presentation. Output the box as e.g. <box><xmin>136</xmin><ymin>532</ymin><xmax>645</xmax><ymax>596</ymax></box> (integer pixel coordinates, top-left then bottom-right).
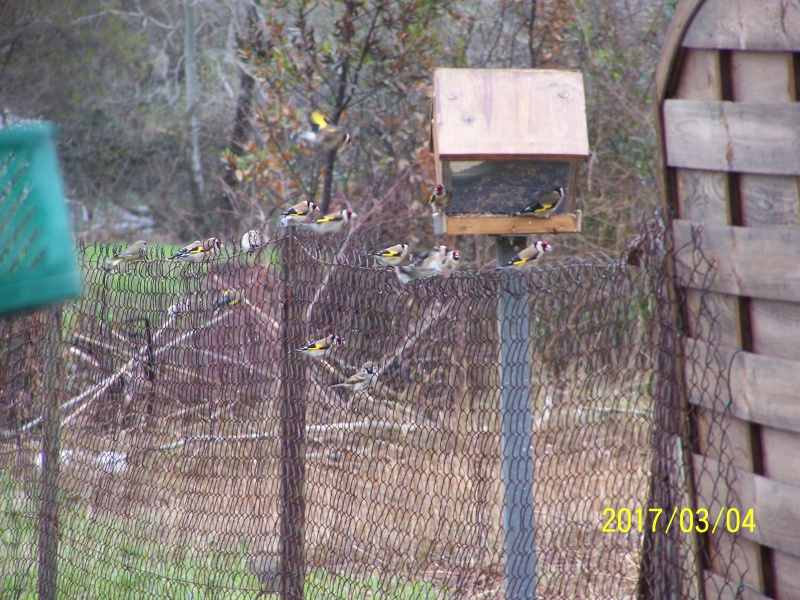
<box><xmin>663</xmin><ymin>100</ymin><xmax>800</xmax><ymax>175</ymax></box>
<box><xmin>654</xmin><ymin>0</ymin><xmax>707</xmax><ymax>102</ymax></box>
<box><xmin>694</xmin><ymin>406</ymin><xmax>753</xmax><ymax>471</ymax></box>
<box><xmin>683</xmin><ymin>337</ymin><xmax>800</xmax><ymax>434</ymax></box>
<box><xmin>676</xmin><ymin>169</ymin><xmax>728</xmax><ymax>222</ymax></box>
<box><xmin>740</xmin><ymin>175</ymin><xmax>800</xmax><ymax>228</ymax></box>
<box><xmin>671</xmin><ymin>220</ymin><xmax>800</xmax><ymax>302</ymax></box>
<box><xmin>731</xmin><ymin>52</ymin><xmax>794</xmax><ymax>103</ymax></box>
<box><xmin>432</xmin><ymin>69</ymin><xmax>589</xmax><ymax>159</ymax></box>
<box><xmin>764</xmin><ymin>428</ymin><xmax>800</xmax><ymax>487</ymax></box>
<box><xmin>773</xmin><ymin>549</ymin><xmax>800</xmax><ymax>599</ymax></box>
<box><xmin>684</xmin><ymin>288</ymin><xmax>738</xmax><ymax>343</ymax></box>
<box><xmin>444</xmin><ymin>211</ymin><xmax>581</xmax><ymax>236</ymax></box>
<box><xmin>694</xmin><ymin>453</ymin><xmax>800</xmax><ymax>558</ymax></box>
<box><xmin>704</xmin><ymin>569</ymin><xmax>772</xmax><ymax>600</ymax></box>
<box><xmin>675</xmin><ymin>49</ymin><xmax>721</xmax><ymax>101</ymax></box>
<box><xmin>751</xmin><ymin>298</ymin><xmax>800</xmax><ymax>361</ymax></box>
<box><xmin>683</xmin><ymin>0</ymin><xmax>800</xmax><ymax>52</ymax></box>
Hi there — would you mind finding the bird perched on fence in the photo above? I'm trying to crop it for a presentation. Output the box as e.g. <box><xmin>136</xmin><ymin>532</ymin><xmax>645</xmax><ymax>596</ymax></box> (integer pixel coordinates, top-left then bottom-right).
<box><xmin>104</xmin><ymin>240</ymin><xmax>147</xmax><ymax>270</ymax></box>
<box><xmin>439</xmin><ymin>248</ymin><xmax>462</xmax><ymax>275</ymax></box>
<box><xmin>495</xmin><ymin>240</ymin><xmax>552</xmax><ymax>270</ymax></box>
<box><xmin>246</xmin><ymin>553</ymin><xmax>280</xmax><ymax>597</ymax></box>
<box><xmin>168</xmin><ymin>299</ymin><xmax>191</xmax><ymax>318</ymax></box>
<box><xmin>368</xmin><ymin>243</ymin><xmax>410</xmax><ymax>267</ymax></box>
<box><xmin>168</xmin><ymin>238</ymin><xmax>223</xmax><ymax>262</ymax></box>
<box><xmin>295</xmin><ymin>334</ymin><xmax>345</xmax><ymax>359</ymax></box>
<box><xmin>299</xmin><ymin>209</ymin><xmax>357</xmax><ymax>235</ymax></box>
<box><xmin>212</xmin><ymin>289</ymin><xmax>242</xmax><ymax>315</ymax></box>
<box><xmin>279</xmin><ymin>200</ymin><xmax>319</xmax><ymax>227</ymax></box>
<box><xmin>241</xmin><ymin>230</ymin><xmax>263</xmax><ymax>252</ymax></box>
<box><xmin>394</xmin><ymin>245</ymin><xmax>448</xmax><ymax>284</ymax></box>
<box><xmin>330</xmin><ymin>361</ymin><xmax>378</xmax><ymax>392</ymax></box>
<box><xmin>514</xmin><ymin>187</ymin><xmax>565</xmax><ymax>218</ymax></box>
<box><xmin>428</xmin><ymin>184</ymin><xmax>452</xmax><ymax>214</ymax></box>
<box><xmin>297</xmin><ymin>110</ymin><xmax>351</xmax><ymax>151</ymax></box>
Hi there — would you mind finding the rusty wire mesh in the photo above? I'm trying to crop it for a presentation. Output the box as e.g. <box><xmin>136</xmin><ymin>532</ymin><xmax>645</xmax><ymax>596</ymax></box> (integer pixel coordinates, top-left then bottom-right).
<box><xmin>0</xmin><ymin>221</ymin><xmax>745</xmax><ymax>599</ymax></box>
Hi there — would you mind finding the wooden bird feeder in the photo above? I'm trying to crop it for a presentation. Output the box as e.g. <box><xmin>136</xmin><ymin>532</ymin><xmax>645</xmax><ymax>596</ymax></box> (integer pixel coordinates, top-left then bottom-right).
<box><xmin>430</xmin><ymin>68</ymin><xmax>589</xmax><ymax>235</ymax></box>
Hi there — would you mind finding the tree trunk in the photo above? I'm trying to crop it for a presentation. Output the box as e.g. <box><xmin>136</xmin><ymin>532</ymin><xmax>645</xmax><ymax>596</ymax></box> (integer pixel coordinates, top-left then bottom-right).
<box><xmin>184</xmin><ymin>0</ymin><xmax>205</xmax><ymax>210</ymax></box>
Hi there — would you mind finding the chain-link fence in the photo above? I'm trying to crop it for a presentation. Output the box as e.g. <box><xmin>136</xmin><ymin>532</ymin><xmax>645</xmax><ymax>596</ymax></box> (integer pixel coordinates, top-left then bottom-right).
<box><xmin>0</xmin><ymin>222</ymin><xmax>745</xmax><ymax>598</ymax></box>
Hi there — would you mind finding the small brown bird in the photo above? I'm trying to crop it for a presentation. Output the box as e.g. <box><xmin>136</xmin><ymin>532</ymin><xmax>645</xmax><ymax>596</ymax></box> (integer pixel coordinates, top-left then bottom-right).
<box><xmin>368</xmin><ymin>243</ymin><xmax>410</xmax><ymax>267</ymax></box>
<box><xmin>330</xmin><ymin>361</ymin><xmax>378</xmax><ymax>392</ymax></box>
<box><xmin>394</xmin><ymin>245</ymin><xmax>448</xmax><ymax>284</ymax></box>
<box><xmin>428</xmin><ymin>184</ymin><xmax>452</xmax><ymax>214</ymax></box>
<box><xmin>299</xmin><ymin>209</ymin><xmax>357</xmax><ymax>235</ymax></box>
<box><xmin>495</xmin><ymin>240</ymin><xmax>552</xmax><ymax>270</ymax></box>
<box><xmin>514</xmin><ymin>187</ymin><xmax>565</xmax><ymax>218</ymax></box>
<box><xmin>295</xmin><ymin>334</ymin><xmax>345</xmax><ymax>359</ymax></box>
<box><xmin>104</xmin><ymin>240</ymin><xmax>147</xmax><ymax>270</ymax></box>
<box><xmin>298</xmin><ymin>110</ymin><xmax>351</xmax><ymax>151</ymax></box>
<box><xmin>241</xmin><ymin>230</ymin><xmax>263</xmax><ymax>252</ymax></box>
<box><xmin>169</xmin><ymin>238</ymin><xmax>223</xmax><ymax>262</ymax></box>
<box><xmin>280</xmin><ymin>200</ymin><xmax>319</xmax><ymax>227</ymax></box>
<box><xmin>439</xmin><ymin>248</ymin><xmax>462</xmax><ymax>275</ymax></box>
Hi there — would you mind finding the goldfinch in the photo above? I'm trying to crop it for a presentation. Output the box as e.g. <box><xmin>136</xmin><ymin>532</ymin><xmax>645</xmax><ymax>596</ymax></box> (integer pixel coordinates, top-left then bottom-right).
<box><xmin>300</xmin><ymin>209</ymin><xmax>357</xmax><ymax>235</ymax></box>
<box><xmin>168</xmin><ymin>238</ymin><xmax>223</xmax><ymax>262</ymax></box>
<box><xmin>514</xmin><ymin>187</ymin><xmax>565</xmax><ymax>218</ymax></box>
<box><xmin>280</xmin><ymin>200</ymin><xmax>319</xmax><ymax>227</ymax></box>
<box><xmin>295</xmin><ymin>334</ymin><xmax>345</xmax><ymax>359</ymax></box>
<box><xmin>168</xmin><ymin>299</ymin><xmax>191</xmax><ymax>318</ymax></box>
<box><xmin>212</xmin><ymin>289</ymin><xmax>242</xmax><ymax>315</ymax></box>
<box><xmin>241</xmin><ymin>230</ymin><xmax>263</xmax><ymax>252</ymax></box>
<box><xmin>330</xmin><ymin>361</ymin><xmax>378</xmax><ymax>391</ymax></box>
<box><xmin>368</xmin><ymin>243</ymin><xmax>409</xmax><ymax>267</ymax></box>
<box><xmin>395</xmin><ymin>245</ymin><xmax>448</xmax><ymax>284</ymax></box>
<box><xmin>495</xmin><ymin>240</ymin><xmax>552</xmax><ymax>270</ymax></box>
<box><xmin>104</xmin><ymin>240</ymin><xmax>147</xmax><ymax>270</ymax></box>
<box><xmin>298</xmin><ymin>110</ymin><xmax>351</xmax><ymax>151</ymax></box>
<box><xmin>439</xmin><ymin>248</ymin><xmax>461</xmax><ymax>275</ymax></box>
<box><xmin>428</xmin><ymin>184</ymin><xmax>452</xmax><ymax>214</ymax></box>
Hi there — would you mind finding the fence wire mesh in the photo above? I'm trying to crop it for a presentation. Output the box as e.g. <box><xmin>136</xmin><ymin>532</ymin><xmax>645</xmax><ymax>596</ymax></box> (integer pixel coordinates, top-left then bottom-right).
<box><xmin>0</xmin><ymin>221</ymin><xmax>745</xmax><ymax>599</ymax></box>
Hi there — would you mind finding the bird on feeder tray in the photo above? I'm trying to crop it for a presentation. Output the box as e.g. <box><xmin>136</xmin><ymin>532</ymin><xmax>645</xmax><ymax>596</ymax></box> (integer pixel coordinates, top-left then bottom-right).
<box><xmin>428</xmin><ymin>184</ymin><xmax>452</xmax><ymax>215</ymax></box>
<box><xmin>104</xmin><ymin>240</ymin><xmax>147</xmax><ymax>270</ymax></box>
<box><xmin>368</xmin><ymin>243</ymin><xmax>410</xmax><ymax>267</ymax></box>
<box><xmin>279</xmin><ymin>200</ymin><xmax>319</xmax><ymax>227</ymax></box>
<box><xmin>514</xmin><ymin>187</ymin><xmax>565</xmax><ymax>218</ymax></box>
<box><xmin>295</xmin><ymin>334</ymin><xmax>345</xmax><ymax>359</ymax></box>
<box><xmin>298</xmin><ymin>110</ymin><xmax>351</xmax><ymax>151</ymax></box>
<box><xmin>299</xmin><ymin>209</ymin><xmax>357</xmax><ymax>235</ymax></box>
<box><xmin>495</xmin><ymin>240</ymin><xmax>552</xmax><ymax>270</ymax></box>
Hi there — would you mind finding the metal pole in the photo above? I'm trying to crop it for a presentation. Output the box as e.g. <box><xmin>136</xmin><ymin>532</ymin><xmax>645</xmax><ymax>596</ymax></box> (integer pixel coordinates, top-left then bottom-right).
<box><xmin>38</xmin><ymin>308</ymin><xmax>64</xmax><ymax>600</ymax></box>
<box><xmin>496</xmin><ymin>236</ymin><xmax>537</xmax><ymax>599</ymax></box>
<box><xmin>279</xmin><ymin>229</ymin><xmax>306</xmax><ymax>600</ymax></box>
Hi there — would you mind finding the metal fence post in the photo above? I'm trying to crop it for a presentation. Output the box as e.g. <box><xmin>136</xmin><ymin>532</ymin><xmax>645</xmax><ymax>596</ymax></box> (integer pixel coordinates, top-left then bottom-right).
<box><xmin>38</xmin><ymin>308</ymin><xmax>64</xmax><ymax>600</ymax></box>
<box><xmin>279</xmin><ymin>229</ymin><xmax>306</xmax><ymax>600</ymax></box>
<box><xmin>496</xmin><ymin>236</ymin><xmax>537</xmax><ymax>599</ymax></box>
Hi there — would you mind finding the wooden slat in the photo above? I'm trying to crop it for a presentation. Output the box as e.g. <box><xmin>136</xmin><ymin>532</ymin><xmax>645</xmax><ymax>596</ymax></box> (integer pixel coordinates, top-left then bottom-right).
<box><xmin>675</xmin><ymin>49</ymin><xmax>721</xmax><ymax>101</ymax></box>
<box><xmin>677</xmin><ymin>170</ymin><xmax>728</xmax><ymax>222</ymax></box>
<box><xmin>443</xmin><ymin>211</ymin><xmax>581</xmax><ymax>236</ymax></box>
<box><xmin>694</xmin><ymin>454</ymin><xmax>800</xmax><ymax>558</ymax></box>
<box><xmin>663</xmin><ymin>100</ymin><xmax>800</xmax><ymax>175</ymax></box>
<box><xmin>764</xmin><ymin>428</ymin><xmax>800</xmax><ymax>487</ymax></box>
<box><xmin>671</xmin><ymin>220</ymin><xmax>800</xmax><ymax>302</ymax></box>
<box><xmin>704</xmin><ymin>569</ymin><xmax>773</xmax><ymax>600</ymax></box>
<box><xmin>683</xmin><ymin>337</ymin><xmax>800</xmax><ymax>434</ymax></box>
<box><xmin>683</xmin><ymin>0</ymin><xmax>800</xmax><ymax>52</ymax></box>
<box><xmin>432</xmin><ymin>69</ymin><xmax>589</xmax><ymax>159</ymax></box>
<box><xmin>731</xmin><ymin>52</ymin><xmax>794</xmax><ymax>103</ymax></box>
<box><xmin>751</xmin><ymin>298</ymin><xmax>800</xmax><ymax>361</ymax></box>
<box><xmin>773</xmin><ymin>549</ymin><xmax>800</xmax><ymax>599</ymax></box>
<box><xmin>741</xmin><ymin>175</ymin><xmax>800</xmax><ymax>227</ymax></box>
<box><xmin>654</xmin><ymin>0</ymin><xmax>707</xmax><ymax>102</ymax></box>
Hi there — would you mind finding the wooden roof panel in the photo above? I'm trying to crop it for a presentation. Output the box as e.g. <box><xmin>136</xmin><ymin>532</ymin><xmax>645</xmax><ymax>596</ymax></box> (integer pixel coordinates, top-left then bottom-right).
<box><xmin>432</xmin><ymin>69</ymin><xmax>589</xmax><ymax>160</ymax></box>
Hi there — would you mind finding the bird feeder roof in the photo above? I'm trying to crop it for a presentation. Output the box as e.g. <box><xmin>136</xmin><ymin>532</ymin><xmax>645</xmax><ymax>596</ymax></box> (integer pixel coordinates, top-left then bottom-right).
<box><xmin>431</xmin><ymin>68</ymin><xmax>589</xmax><ymax>161</ymax></box>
